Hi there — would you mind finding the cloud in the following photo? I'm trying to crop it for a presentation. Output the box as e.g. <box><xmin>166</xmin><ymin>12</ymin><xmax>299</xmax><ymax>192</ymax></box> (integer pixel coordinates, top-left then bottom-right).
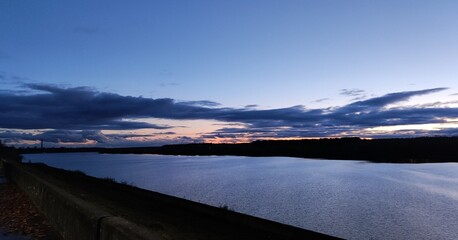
<box><xmin>41</xmin><ymin>130</ymin><xmax>109</xmax><ymax>143</ymax></box>
<box><xmin>157</xmin><ymin>70</ymin><xmax>174</xmax><ymax>77</ymax></box>
<box><xmin>0</xmin><ymin>72</ymin><xmax>34</xmax><ymax>86</ymax></box>
<box><xmin>0</xmin><ymin>130</ymin><xmax>107</xmax><ymax>144</ymax></box>
<box><xmin>406</xmin><ymin>100</ymin><xmax>458</xmax><ymax>108</ymax></box>
<box><xmin>0</xmin><ymin>84</ymin><xmax>174</xmax><ymax>130</ymax></box>
<box><xmin>0</xmin><ymin>84</ymin><xmax>456</xmax><ymax>146</ymax></box>
<box><xmin>201</xmin><ymin>88</ymin><xmax>455</xmax><ymax>139</ymax></box>
<box><xmin>244</xmin><ymin>105</ymin><xmax>259</xmax><ymax>109</ymax></box>
<box><xmin>340</xmin><ymin>88</ymin><xmax>365</xmax><ymax>96</ymax></box>
<box><xmin>159</xmin><ymin>82</ymin><xmax>178</xmax><ymax>87</ymax></box>
<box><xmin>11</xmin><ymin>75</ymin><xmax>30</xmax><ymax>82</ymax></box>
<box><xmin>180</xmin><ymin>100</ymin><xmax>221</xmax><ymax>107</ymax></box>
<box><xmin>340</xmin><ymin>88</ymin><xmax>366</xmax><ymax>100</ymax></box>
<box><xmin>0</xmin><ymin>129</ymin><xmax>182</xmax><ymax>147</ymax></box>
<box><xmin>312</xmin><ymin>98</ymin><xmax>330</xmax><ymax>103</ymax></box>
<box><xmin>333</xmin><ymin>88</ymin><xmax>447</xmax><ymax>114</ymax></box>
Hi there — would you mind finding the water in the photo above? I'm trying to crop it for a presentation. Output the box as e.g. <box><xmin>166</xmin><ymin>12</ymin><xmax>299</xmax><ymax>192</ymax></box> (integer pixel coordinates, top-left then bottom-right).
<box><xmin>24</xmin><ymin>153</ymin><xmax>458</xmax><ymax>240</ymax></box>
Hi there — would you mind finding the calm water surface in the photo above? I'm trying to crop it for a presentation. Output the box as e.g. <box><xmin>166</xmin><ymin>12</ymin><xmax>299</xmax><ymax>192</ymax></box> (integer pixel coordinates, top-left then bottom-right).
<box><xmin>24</xmin><ymin>153</ymin><xmax>458</xmax><ymax>240</ymax></box>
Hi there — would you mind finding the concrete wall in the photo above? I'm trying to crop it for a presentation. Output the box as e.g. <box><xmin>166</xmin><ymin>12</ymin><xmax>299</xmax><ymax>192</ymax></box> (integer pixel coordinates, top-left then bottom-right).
<box><xmin>3</xmin><ymin>160</ymin><xmax>161</xmax><ymax>240</ymax></box>
<box><xmin>99</xmin><ymin>217</ymin><xmax>164</xmax><ymax>240</ymax></box>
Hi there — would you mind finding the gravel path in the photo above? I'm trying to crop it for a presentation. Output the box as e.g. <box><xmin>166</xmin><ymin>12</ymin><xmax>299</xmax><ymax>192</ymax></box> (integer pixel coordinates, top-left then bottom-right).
<box><xmin>0</xmin><ymin>180</ymin><xmax>62</xmax><ymax>240</ymax></box>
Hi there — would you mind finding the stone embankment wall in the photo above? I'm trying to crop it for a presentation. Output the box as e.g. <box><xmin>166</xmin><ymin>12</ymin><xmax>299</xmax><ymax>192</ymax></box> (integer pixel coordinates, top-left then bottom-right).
<box><xmin>3</xmin><ymin>160</ymin><xmax>162</xmax><ymax>240</ymax></box>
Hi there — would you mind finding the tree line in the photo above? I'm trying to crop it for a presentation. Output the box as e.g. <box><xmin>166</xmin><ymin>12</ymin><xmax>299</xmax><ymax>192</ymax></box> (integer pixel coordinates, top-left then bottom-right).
<box><xmin>19</xmin><ymin>137</ymin><xmax>458</xmax><ymax>163</ymax></box>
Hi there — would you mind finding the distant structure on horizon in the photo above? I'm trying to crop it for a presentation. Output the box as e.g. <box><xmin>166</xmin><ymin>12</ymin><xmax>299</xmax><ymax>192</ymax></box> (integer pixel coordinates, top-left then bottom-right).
<box><xmin>40</xmin><ymin>139</ymin><xmax>44</xmax><ymax>149</ymax></box>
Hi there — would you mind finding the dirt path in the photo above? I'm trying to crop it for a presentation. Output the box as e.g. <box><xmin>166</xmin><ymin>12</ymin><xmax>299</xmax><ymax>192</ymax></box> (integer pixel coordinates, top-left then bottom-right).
<box><xmin>0</xmin><ymin>181</ymin><xmax>62</xmax><ymax>240</ymax></box>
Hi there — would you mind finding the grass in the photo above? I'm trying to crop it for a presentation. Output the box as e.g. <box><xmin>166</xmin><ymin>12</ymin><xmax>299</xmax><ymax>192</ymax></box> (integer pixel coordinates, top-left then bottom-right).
<box><xmin>103</xmin><ymin>177</ymin><xmax>117</xmax><ymax>182</ymax></box>
<box><xmin>102</xmin><ymin>177</ymin><xmax>136</xmax><ymax>187</ymax></box>
<box><xmin>72</xmin><ymin>170</ymin><xmax>87</xmax><ymax>176</ymax></box>
<box><xmin>219</xmin><ymin>204</ymin><xmax>233</xmax><ymax>211</ymax></box>
<box><xmin>120</xmin><ymin>180</ymin><xmax>136</xmax><ymax>187</ymax></box>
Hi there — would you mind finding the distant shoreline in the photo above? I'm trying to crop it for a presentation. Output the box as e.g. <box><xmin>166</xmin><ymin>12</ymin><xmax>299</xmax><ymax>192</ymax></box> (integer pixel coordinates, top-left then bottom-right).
<box><xmin>19</xmin><ymin>136</ymin><xmax>458</xmax><ymax>163</ymax></box>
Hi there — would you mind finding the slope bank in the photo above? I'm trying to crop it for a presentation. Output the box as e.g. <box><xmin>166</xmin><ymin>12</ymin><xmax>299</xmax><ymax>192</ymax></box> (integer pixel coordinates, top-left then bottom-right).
<box><xmin>3</xmin><ymin>160</ymin><xmax>339</xmax><ymax>240</ymax></box>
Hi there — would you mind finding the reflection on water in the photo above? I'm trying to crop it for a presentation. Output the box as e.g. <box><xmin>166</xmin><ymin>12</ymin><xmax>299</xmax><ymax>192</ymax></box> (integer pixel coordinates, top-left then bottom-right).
<box><xmin>24</xmin><ymin>153</ymin><xmax>458</xmax><ymax>240</ymax></box>
<box><xmin>399</xmin><ymin>170</ymin><xmax>458</xmax><ymax>201</ymax></box>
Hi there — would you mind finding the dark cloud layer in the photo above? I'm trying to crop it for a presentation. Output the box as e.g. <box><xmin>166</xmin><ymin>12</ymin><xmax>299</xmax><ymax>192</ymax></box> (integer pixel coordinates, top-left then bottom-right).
<box><xmin>0</xmin><ymin>84</ymin><xmax>456</xmax><ymax>146</ymax></box>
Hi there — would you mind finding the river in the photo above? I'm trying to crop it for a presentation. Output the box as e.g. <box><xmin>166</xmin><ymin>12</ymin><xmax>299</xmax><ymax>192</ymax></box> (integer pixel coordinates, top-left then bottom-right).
<box><xmin>23</xmin><ymin>153</ymin><xmax>458</xmax><ymax>240</ymax></box>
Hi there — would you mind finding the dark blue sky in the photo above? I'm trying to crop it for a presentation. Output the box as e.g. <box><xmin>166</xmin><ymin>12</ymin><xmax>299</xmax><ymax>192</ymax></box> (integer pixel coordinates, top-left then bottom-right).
<box><xmin>1</xmin><ymin>1</ymin><xmax>458</xmax><ymax>146</ymax></box>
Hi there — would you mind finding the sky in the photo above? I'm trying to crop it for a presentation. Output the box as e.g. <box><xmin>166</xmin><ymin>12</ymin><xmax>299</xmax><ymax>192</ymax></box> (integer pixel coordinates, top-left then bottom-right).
<box><xmin>1</xmin><ymin>0</ymin><xmax>458</xmax><ymax>147</ymax></box>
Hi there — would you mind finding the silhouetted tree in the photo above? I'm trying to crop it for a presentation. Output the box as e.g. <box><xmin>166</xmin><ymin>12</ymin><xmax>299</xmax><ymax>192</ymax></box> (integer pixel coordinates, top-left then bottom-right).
<box><xmin>0</xmin><ymin>142</ymin><xmax>22</xmax><ymax>162</ymax></box>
